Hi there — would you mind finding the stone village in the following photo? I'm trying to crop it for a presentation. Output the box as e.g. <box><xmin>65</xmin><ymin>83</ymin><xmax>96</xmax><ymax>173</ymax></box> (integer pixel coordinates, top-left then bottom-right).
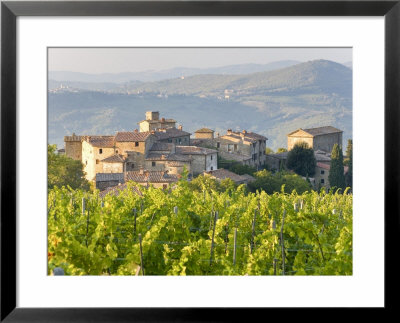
<box><xmin>62</xmin><ymin>111</ymin><xmax>344</xmax><ymax>195</ymax></box>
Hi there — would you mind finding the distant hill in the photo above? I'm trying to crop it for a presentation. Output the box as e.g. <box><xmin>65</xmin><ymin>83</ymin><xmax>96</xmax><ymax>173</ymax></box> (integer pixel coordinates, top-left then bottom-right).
<box><xmin>48</xmin><ymin>60</ymin><xmax>352</xmax><ymax>150</ymax></box>
<box><xmin>49</xmin><ymin>60</ymin><xmax>301</xmax><ymax>84</ymax></box>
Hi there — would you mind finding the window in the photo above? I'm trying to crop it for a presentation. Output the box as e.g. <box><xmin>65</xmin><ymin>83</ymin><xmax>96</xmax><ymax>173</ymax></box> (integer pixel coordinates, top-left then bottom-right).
<box><xmin>85</xmin><ymin>160</ymin><xmax>87</xmax><ymax>165</ymax></box>
<box><xmin>163</xmin><ymin>184</ymin><xmax>168</xmax><ymax>189</ymax></box>
<box><xmin>135</xmin><ymin>142</ymin><xmax>139</xmax><ymax>147</ymax></box>
<box><xmin>152</xmin><ymin>162</ymin><xmax>156</xmax><ymax>167</ymax></box>
<box><xmin>211</xmin><ymin>155</ymin><xmax>213</xmax><ymax>160</ymax></box>
<box><xmin>321</xmin><ymin>170</ymin><xmax>325</xmax><ymax>175</ymax></box>
<box><xmin>211</xmin><ymin>166</ymin><xmax>213</xmax><ymax>170</ymax></box>
<box><xmin>321</xmin><ymin>179</ymin><xmax>325</xmax><ymax>184</ymax></box>
<box><xmin>178</xmin><ymin>138</ymin><xmax>182</xmax><ymax>144</ymax></box>
<box><xmin>99</xmin><ymin>149</ymin><xmax>102</xmax><ymax>154</ymax></box>
<box><xmin>168</xmin><ymin>139</ymin><xmax>172</xmax><ymax>143</ymax></box>
<box><xmin>217</xmin><ymin>142</ymin><xmax>220</xmax><ymax>148</ymax></box>
<box><xmin>116</xmin><ymin>150</ymin><xmax>118</xmax><ymax>153</ymax></box>
<box><xmin>234</xmin><ymin>144</ymin><xmax>238</xmax><ymax>151</ymax></box>
<box><xmin>96</xmin><ymin>159</ymin><xmax>99</xmax><ymax>164</ymax></box>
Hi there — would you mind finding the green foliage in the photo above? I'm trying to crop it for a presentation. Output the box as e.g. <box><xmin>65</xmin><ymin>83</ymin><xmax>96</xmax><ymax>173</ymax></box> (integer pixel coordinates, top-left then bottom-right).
<box><xmin>218</xmin><ymin>157</ymin><xmax>257</xmax><ymax>176</ymax></box>
<box><xmin>265</xmin><ymin>147</ymin><xmax>274</xmax><ymax>155</ymax></box>
<box><xmin>276</xmin><ymin>147</ymin><xmax>288</xmax><ymax>154</ymax></box>
<box><xmin>286</xmin><ymin>142</ymin><xmax>316</xmax><ymax>177</ymax></box>
<box><xmin>48</xmin><ymin>144</ymin><xmax>90</xmax><ymax>191</ymax></box>
<box><xmin>188</xmin><ymin>174</ymin><xmax>237</xmax><ymax>194</ymax></box>
<box><xmin>328</xmin><ymin>144</ymin><xmax>346</xmax><ymax>191</ymax></box>
<box><xmin>48</xmin><ymin>183</ymin><xmax>352</xmax><ymax>276</ymax></box>
<box><xmin>345</xmin><ymin>140</ymin><xmax>352</xmax><ymax>189</ymax></box>
<box><xmin>248</xmin><ymin>170</ymin><xmax>312</xmax><ymax>195</ymax></box>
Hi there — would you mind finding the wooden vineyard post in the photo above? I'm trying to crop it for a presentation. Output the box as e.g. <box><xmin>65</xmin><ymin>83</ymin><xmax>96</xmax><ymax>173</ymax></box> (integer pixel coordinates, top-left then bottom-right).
<box><xmin>85</xmin><ymin>208</ymin><xmax>90</xmax><ymax>248</ymax></box>
<box><xmin>133</xmin><ymin>208</ymin><xmax>137</xmax><ymax>235</ymax></box>
<box><xmin>173</xmin><ymin>206</ymin><xmax>178</xmax><ymax>215</ymax></box>
<box><xmin>101</xmin><ymin>199</ymin><xmax>104</xmax><ymax>208</ymax></box>
<box><xmin>280</xmin><ymin>210</ymin><xmax>286</xmax><ymax>275</ymax></box>
<box><xmin>140</xmin><ymin>200</ymin><xmax>143</xmax><ymax>214</ymax></box>
<box><xmin>138</xmin><ymin>233</ymin><xmax>144</xmax><ymax>276</ymax></box>
<box><xmin>82</xmin><ymin>197</ymin><xmax>85</xmax><ymax>216</ymax></box>
<box><xmin>273</xmin><ymin>258</ymin><xmax>277</xmax><ymax>275</ymax></box>
<box><xmin>250</xmin><ymin>209</ymin><xmax>257</xmax><ymax>254</ymax></box>
<box><xmin>209</xmin><ymin>211</ymin><xmax>218</xmax><ymax>266</ymax></box>
<box><xmin>233</xmin><ymin>228</ymin><xmax>237</xmax><ymax>266</ymax></box>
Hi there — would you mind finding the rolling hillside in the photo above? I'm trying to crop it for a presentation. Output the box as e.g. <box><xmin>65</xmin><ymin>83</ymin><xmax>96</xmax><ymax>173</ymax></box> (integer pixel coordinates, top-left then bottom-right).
<box><xmin>48</xmin><ymin>60</ymin><xmax>352</xmax><ymax>151</ymax></box>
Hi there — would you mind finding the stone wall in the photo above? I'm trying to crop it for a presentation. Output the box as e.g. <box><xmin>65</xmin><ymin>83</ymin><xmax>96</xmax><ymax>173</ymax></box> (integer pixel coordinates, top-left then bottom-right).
<box><xmin>287</xmin><ymin>137</ymin><xmax>314</xmax><ymax>151</ymax></box>
<box><xmin>102</xmin><ymin>162</ymin><xmax>124</xmax><ymax>173</ymax></box>
<box><xmin>65</xmin><ymin>141</ymin><xmax>82</xmax><ymax>161</ymax></box>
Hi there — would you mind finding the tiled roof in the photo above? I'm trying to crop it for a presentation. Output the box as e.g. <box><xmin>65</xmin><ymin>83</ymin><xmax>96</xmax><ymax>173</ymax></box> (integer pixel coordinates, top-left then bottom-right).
<box><xmin>219</xmin><ymin>151</ymin><xmax>252</xmax><ymax>162</ymax></box>
<box><xmin>222</xmin><ymin>130</ymin><xmax>267</xmax><ymax>142</ymax></box>
<box><xmin>316</xmin><ymin>162</ymin><xmax>331</xmax><ymax>170</ymax></box>
<box><xmin>145</xmin><ymin>153</ymin><xmax>192</xmax><ymax>162</ymax></box>
<box><xmin>125</xmin><ymin>170</ymin><xmax>179</xmax><ymax>183</ymax></box>
<box><xmin>86</xmin><ymin>136</ymin><xmax>115</xmax><ymax>148</ymax></box>
<box><xmin>96</xmin><ymin>173</ymin><xmax>124</xmax><ymax>182</ymax></box>
<box><xmin>316</xmin><ymin>162</ymin><xmax>349</xmax><ymax>173</ymax></box>
<box><xmin>175</xmin><ymin>146</ymin><xmax>217</xmax><ymax>155</ymax></box>
<box><xmin>99</xmin><ymin>183</ymin><xmax>142</xmax><ymax>198</ymax></box>
<box><xmin>195</xmin><ymin>128</ymin><xmax>214</xmax><ymax>133</ymax></box>
<box><xmin>115</xmin><ymin>131</ymin><xmax>152</xmax><ymax>142</ymax></box>
<box><xmin>288</xmin><ymin>126</ymin><xmax>342</xmax><ymax>137</ymax></box>
<box><xmin>154</xmin><ymin>128</ymin><xmax>191</xmax><ymax>140</ymax></box>
<box><xmin>204</xmin><ymin>169</ymin><xmax>247</xmax><ymax>183</ymax></box>
<box><xmin>101</xmin><ymin>154</ymin><xmax>125</xmax><ymax>163</ymax></box>
<box><xmin>150</xmin><ymin>142</ymin><xmax>174</xmax><ymax>152</ymax></box>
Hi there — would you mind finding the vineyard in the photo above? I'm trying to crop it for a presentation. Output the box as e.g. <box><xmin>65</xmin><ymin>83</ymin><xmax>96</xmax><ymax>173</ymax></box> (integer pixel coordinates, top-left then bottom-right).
<box><xmin>48</xmin><ymin>179</ymin><xmax>352</xmax><ymax>275</ymax></box>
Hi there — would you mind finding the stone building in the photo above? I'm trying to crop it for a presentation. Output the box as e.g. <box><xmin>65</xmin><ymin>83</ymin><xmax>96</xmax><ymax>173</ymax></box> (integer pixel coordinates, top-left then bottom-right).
<box><xmin>125</xmin><ymin>169</ymin><xmax>179</xmax><ymax>189</ymax></box>
<box><xmin>314</xmin><ymin>162</ymin><xmax>349</xmax><ymax>190</ymax></box>
<box><xmin>153</xmin><ymin>127</ymin><xmax>191</xmax><ymax>145</ymax></box>
<box><xmin>64</xmin><ymin>133</ymin><xmax>84</xmax><ymax>160</ymax></box>
<box><xmin>96</xmin><ymin>173</ymin><xmax>124</xmax><ymax>190</ymax></box>
<box><xmin>203</xmin><ymin>169</ymin><xmax>254</xmax><ymax>185</ymax></box>
<box><xmin>287</xmin><ymin>126</ymin><xmax>343</xmax><ymax>153</ymax></box>
<box><xmin>175</xmin><ymin>146</ymin><xmax>218</xmax><ymax>175</ymax></box>
<box><xmin>138</xmin><ymin>111</ymin><xmax>177</xmax><ymax>132</ymax></box>
<box><xmin>214</xmin><ymin>129</ymin><xmax>267</xmax><ymax>169</ymax></box>
<box><xmin>194</xmin><ymin>128</ymin><xmax>214</xmax><ymax>140</ymax></box>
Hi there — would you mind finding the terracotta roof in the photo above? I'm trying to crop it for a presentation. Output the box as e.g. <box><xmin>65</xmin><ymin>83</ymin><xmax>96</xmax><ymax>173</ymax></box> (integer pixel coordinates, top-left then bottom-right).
<box><xmin>125</xmin><ymin>170</ymin><xmax>179</xmax><ymax>183</ymax></box>
<box><xmin>175</xmin><ymin>146</ymin><xmax>217</xmax><ymax>155</ymax></box>
<box><xmin>204</xmin><ymin>169</ymin><xmax>248</xmax><ymax>183</ymax></box>
<box><xmin>316</xmin><ymin>162</ymin><xmax>349</xmax><ymax>173</ymax></box>
<box><xmin>101</xmin><ymin>154</ymin><xmax>125</xmax><ymax>163</ymax></box>
<box><xmin>288</xmin><ymin>126</ymin><xmax>342</xmax><ymax>137</ymax></box>
<box><xmin>195</xmin><ymin>128</ymin><xmax>214</xmax><ymax>133</ymax></box>
<box><xmin>154</xmin><ymin>128</ymin><xmax>191</xmax><ymax>140</ymax></box>
<box><xmin>99</xmin><ymin>183</ymin><xmax>142</xmax><ymax>198</ymax></box>
<box><xmin>96</xmin><ymin>173</ymin><xmax>124</xmax><ymax>182</ymax></box>
<box><xmin>86</xmin><ymin>136</ymin><xmax>115</xmax><ymax>148</ymax></box>
<box><xmin>222</xmin><ymin>130</ymin><xmax>267</xmax><ymax>142</ymax></box>
<box><xmin>115</xmin><ymin>131</ymin><xmax>152</xmax><ymax>142</ymax></box>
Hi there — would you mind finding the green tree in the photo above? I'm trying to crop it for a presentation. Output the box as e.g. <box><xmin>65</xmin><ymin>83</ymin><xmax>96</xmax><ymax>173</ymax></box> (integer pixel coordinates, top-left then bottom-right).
<box><xmin>48</xmin><ymin>144</ymin><xmax>90</xmax><ymax>190</ymax></box>
<box><xmin>328</xmin><ymin>144</ymin><xmax>346</xmax><ymax>191</ymax></box>
<box><xmin>345</xmin><ymin>139</ymin><xmax>352</xmax><ymax>189</ymax></box>
<box><xmin>248</xmin><ymin>169</ymin><xmax>312</xmax><ymax>194</ymax></box>
<box><xmin>276</xmin><ymin>147</ymin><xmax>288</xmax><ymax>154</ymax></box>
<box><xmin>265</xmin><ymin>147</ymin><xmax>274</xmax><ymax>155</ymax></box>
<box><xmin>286</xmin><ymin>142</ymin><xmax>316</xmax><ymax>177</ymax></box>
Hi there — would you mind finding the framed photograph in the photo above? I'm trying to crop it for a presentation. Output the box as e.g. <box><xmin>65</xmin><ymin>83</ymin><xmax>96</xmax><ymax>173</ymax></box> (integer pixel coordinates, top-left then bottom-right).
<box><xmin>1</xmin><ymin>0</ymin><xmax>399</xmax><ymax>320</ymax></box>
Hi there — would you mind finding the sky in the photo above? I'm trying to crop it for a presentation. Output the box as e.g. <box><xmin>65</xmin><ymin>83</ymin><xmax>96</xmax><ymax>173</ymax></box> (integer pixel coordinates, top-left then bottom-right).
<box><xmin>48</xmin><ymin>47</ymin><xmax>352</xmax><ymax>74</ymax></box>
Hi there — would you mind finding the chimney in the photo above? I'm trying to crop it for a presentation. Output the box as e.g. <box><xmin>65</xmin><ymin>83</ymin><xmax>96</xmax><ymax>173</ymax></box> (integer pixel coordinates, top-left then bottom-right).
<box><xmin>134</xmin><ymin>129</ymin><xmax>138</xmax><ymax>133</ymax></box>
<box><xmin>227</xmin><ymin>129</ymin><xmax>232</xmax><ymax>135</ymax></box>
<box><xmin>178</xmin><ymin>125</ymin><xmax>183</xmax><ymax>131</ymax></box>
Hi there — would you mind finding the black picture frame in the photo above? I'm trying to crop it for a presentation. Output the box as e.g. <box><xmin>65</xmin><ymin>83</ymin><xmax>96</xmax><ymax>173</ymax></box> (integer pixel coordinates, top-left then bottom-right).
<box><xmin>1</xmin><ymin>0</ymin><xmax>399</xmax><ymax>321</ymax></box>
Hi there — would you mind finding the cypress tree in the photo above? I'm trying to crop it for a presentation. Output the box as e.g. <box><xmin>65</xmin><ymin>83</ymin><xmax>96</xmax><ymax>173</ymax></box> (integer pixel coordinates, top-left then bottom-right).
<box><xmin>345</xmin><ymin>139</ymin><xmax>353</xmax><ymax>189</ymax></box>
<box><xmin>328</xmin><ymin>144</ymin><xmax>346</xmax><ymax>191</ymax></box>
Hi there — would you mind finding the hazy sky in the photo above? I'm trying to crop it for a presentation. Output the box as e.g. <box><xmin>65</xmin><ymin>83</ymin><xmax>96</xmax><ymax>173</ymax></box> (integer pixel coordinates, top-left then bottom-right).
<box><xmin>48</xmin><ymin>47</ymin><xmax>352</xmax><ymax>74</ymax></box>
